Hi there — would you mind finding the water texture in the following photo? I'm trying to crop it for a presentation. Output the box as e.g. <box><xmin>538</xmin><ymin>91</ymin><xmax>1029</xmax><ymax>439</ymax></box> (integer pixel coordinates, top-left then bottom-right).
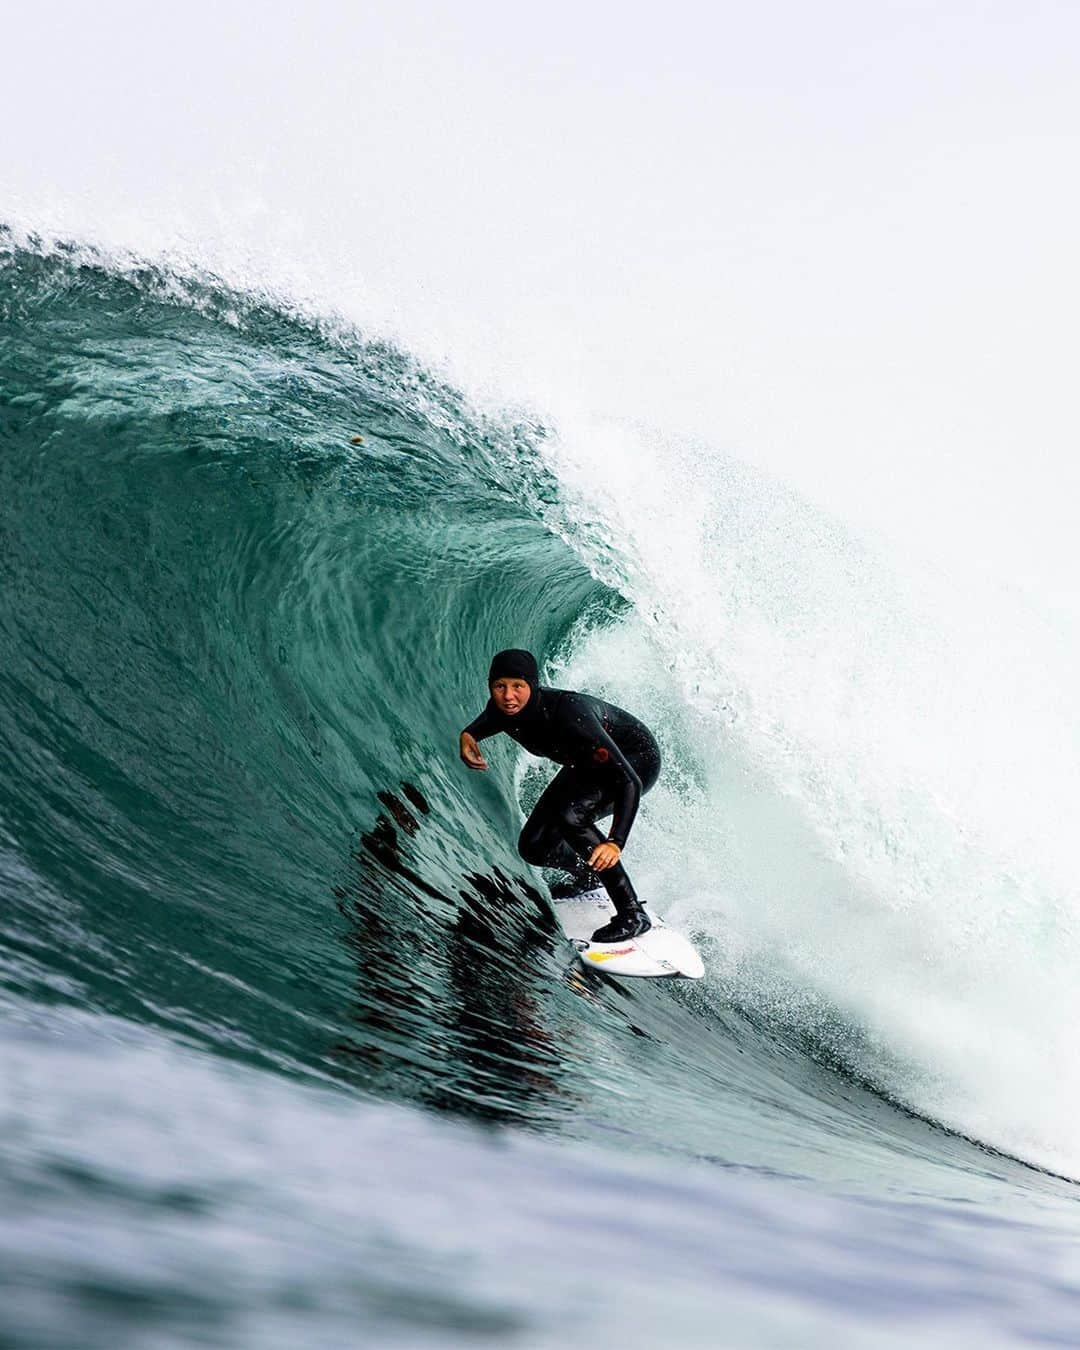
<box><xmin>2</xmin><ymin>233</ymin><xmax>1079</xmax><ymax>1348</ymax></box>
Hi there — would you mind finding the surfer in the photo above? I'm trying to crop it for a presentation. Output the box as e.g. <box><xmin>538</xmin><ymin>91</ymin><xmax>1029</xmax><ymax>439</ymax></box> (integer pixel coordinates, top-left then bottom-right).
<box><xmin>459</xmin><ymin>649</ymin><xmax>660</xmax><ymax>943</ymax></box>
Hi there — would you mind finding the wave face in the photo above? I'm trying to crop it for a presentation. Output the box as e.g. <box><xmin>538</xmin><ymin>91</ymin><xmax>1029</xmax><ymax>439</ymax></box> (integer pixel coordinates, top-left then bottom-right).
<box><xmin>3</xmin><ymin>234</ymin><xmax>1080</xmax><ymax>1348</ymax></box>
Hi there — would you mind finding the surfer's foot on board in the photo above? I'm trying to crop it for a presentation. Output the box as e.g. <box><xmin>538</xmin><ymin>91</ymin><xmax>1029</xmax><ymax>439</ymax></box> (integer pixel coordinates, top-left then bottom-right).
<box><xmin>591</xmin><ymin>901</ymin><xmax>651</xmax><ymax>944</ymax></box>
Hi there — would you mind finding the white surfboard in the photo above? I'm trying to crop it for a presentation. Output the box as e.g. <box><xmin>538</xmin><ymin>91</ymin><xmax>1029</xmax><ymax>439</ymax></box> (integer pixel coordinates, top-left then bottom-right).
<box><xmin>554</xmin><ymin>889</ymin><xmax>704</xmax><ymax>980</ymax></box>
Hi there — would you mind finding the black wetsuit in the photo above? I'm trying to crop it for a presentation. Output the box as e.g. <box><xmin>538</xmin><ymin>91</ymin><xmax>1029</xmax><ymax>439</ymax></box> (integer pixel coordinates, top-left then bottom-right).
<box><xmin>465</xmin><ymin>687</ymin><xmax>661</xmax><ymax>914</ymax></box>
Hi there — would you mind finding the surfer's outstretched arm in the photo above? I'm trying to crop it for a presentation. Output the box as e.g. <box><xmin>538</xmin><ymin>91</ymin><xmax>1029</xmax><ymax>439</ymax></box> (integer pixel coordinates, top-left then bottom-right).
<box><xmin>460</xmin><ymin>704</ymin><xmax>499</xmax><ymax>770</ymax></box>
<box><xmin>459</xmin><ymin>729</ymin><xmax>488</xmax><ymax>770</ymax></box>
<box><xmin>463</xmin><ymin>705</ymin><xmax>500</xmax><ymax>741</ymax></box>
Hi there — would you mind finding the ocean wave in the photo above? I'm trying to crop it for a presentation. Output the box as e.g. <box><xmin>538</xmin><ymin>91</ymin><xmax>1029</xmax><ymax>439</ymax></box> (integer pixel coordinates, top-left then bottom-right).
<box><xmin>2</xmin><ymin>233</ymin><xmax>1077</xmax><ymax>1189</ymax></box>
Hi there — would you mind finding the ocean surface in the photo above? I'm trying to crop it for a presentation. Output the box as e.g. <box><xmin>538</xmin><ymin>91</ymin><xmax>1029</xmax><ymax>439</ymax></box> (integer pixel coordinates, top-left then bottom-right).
<box><xmin>3</xmin><ymin>229</ymin><xmax>1080</xmax><ymax>1348</ymax></box>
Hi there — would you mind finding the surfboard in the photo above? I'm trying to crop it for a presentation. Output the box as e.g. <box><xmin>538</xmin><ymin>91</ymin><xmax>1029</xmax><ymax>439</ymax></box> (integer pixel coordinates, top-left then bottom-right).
<box><xmin>554</xmin><ymin>889</ymin><xmax>704</xmax><ymax>979</ymax></box>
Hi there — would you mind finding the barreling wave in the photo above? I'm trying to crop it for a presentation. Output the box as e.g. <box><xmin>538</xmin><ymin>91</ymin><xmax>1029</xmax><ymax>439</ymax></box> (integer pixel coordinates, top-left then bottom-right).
<box><xmin>1</xmin><ymin>228</ymin><xmax>1077</xmax><ymax>1198</ymax></box>
<box><xmin>0</xmin><ymin>229</ymin><xmax>620</xmax><ymax>1120</ymax></box>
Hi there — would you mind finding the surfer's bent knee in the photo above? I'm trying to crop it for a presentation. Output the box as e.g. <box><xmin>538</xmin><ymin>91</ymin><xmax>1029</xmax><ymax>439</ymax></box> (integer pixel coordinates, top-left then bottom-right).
<box><xmin>517</xmin><ymin>824</ymin><xmax>545</xmax><ymax>864</ymax></box>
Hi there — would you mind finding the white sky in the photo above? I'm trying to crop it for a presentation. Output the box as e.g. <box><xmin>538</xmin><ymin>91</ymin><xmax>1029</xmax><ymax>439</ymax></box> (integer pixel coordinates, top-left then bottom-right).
<box><xmin>6</xmin><ymin>0</ymin><xmax>1080</xmax><ymax>597</ymax></box>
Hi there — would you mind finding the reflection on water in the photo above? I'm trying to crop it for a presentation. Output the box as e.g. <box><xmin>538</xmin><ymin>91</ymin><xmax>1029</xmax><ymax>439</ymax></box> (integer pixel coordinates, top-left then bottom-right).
<box><xmin>333</xmin><ymin>784</ymin><xmax>571</xmax><ymax>1125</ymax></box>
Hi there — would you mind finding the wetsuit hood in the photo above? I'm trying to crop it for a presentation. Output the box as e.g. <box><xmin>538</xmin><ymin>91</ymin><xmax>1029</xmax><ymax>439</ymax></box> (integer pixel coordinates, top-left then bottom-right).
<box><xmin>486</xmin><ymin>649</ymin><xmax>542</xmax><ymax>727</ymax></box>
<box><xmin>487</xmin><ymin>649</ymin><xmax>539</xmax><ymax>695</ymax></box>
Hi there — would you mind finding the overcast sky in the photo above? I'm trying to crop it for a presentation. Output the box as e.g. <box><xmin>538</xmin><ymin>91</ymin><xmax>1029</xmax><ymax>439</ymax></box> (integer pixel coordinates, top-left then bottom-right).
<box><xmin>6</xmin><ymin>0</ymin><xmax>1079</xmax><ymax>597</ymax></box>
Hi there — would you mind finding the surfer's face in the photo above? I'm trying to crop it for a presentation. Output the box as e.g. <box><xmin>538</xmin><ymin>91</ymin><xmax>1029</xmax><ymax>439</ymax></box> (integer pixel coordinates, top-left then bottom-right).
<box><xmin>491</xmin><ymin>677</ymin><xmax>531</xmax><ymax>716</ymax></box>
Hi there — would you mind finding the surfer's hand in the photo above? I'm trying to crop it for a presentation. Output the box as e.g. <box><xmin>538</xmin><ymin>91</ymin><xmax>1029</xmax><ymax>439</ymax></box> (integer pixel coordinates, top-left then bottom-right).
<box><xmin>589</xmin><ymin>841</ymin><xmax>621</xmax><ymax>871</ymax></box>
<box><xmin>460</xmin><ymin>732</ymin><xmax>487</xmax><ymax>771</ymax></box>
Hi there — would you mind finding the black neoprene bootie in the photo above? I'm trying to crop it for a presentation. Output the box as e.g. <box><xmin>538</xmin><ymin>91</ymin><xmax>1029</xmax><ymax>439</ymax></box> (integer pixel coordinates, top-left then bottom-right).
<box><xmin>591</xmin><ymin>902</ymin><xmax>651</xmax><ymax>944</ymax></box>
